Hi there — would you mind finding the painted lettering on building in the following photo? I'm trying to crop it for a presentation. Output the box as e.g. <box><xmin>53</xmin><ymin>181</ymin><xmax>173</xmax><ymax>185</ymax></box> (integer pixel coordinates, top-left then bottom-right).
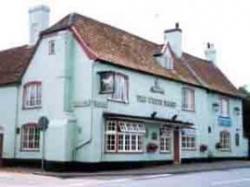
<box><xmin>136</xmin><ymin>95</ymin><xmax>176</xmax><ymax>108</ymax></box>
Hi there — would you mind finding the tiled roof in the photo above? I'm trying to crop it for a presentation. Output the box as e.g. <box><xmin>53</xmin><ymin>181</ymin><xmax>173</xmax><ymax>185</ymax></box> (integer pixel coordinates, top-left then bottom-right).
<box><xmin>43</xmin><ymin>13</ymin><xmax>240</xmax><ymax>97</ymax></box>
<box><xmin>0</xmin><ymin>45</ymin><xmax>33</xmax><ymax>85</ymax></box>
<box><xmin>0</xmin><ymin>13</ymin><xmax>241</xmax><ymax>97</ymax></box>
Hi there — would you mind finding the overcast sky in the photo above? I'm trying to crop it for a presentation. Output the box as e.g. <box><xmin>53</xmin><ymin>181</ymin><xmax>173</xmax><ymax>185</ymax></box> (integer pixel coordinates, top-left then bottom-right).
<box><xmin>0</xmin><ymin>0</ymin><xmax>249</xmax><ymax>88</ymax></box>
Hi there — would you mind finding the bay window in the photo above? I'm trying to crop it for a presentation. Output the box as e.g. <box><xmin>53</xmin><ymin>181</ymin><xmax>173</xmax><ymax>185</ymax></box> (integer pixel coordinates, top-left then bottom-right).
<box><xmin>23</xmin><ymin>81</ymin><xmax>42</xmax><ymax>109</ymax></box>
<box><xmin>182</xmin><ymin>87</ymin><xmax>195</xmax><ymax>111</ymax></box>
<box><xmin>182</xmin><ymin>129</ymin><xmax>196</xmax><ymax>150</ymax></box>
<box><xmin>99</xmin><ymin>72</ymin><xmax>128</xmax><ymax>103</ymax></box>
<box><xmin>21</xmin><ymin>123</ymin><xmax>40</xmax><ymax>151</ymax></box>
<box><xmin>160</xmin><ymin>125</ymin><xmax>172</xmax><ymax>153</ymax></box>
<box><xmin>105</xmin><ymin>120</ymin><xmax>145</xmax><ymax>153</ymax></box>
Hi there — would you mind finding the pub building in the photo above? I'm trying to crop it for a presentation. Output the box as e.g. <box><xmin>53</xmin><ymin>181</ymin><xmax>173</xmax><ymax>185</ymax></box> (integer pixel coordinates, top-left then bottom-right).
<box><xmin>0</xmin><ymin>5</ymin><xmax>247</xmax><ymax>169</ymax></box>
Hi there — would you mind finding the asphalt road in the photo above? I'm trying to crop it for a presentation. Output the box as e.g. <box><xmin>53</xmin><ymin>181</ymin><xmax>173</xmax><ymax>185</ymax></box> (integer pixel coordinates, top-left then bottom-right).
<box><xmin>1</xmin><ymin>168</ymin><xmax>250</xmax><ymax>187</ymax></box>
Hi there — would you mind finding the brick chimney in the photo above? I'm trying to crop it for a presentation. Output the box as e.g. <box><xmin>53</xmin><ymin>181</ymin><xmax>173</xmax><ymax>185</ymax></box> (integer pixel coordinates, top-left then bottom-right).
<box><xmin>164</xmin><ymin>23</ymin><xmax>182</xmax><ymax>58</ymax></box>
<box><xmin>29</xmin><ymin>5</ymin><xmax>50</xmax><ymax>45</ymax></box>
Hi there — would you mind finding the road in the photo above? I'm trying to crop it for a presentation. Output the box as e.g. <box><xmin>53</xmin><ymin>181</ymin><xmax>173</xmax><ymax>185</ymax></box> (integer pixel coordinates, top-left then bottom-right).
<box><xmin>1</xmin><ymin>168</ymin><xmax>250</xmax><ymax>187</ymax></box>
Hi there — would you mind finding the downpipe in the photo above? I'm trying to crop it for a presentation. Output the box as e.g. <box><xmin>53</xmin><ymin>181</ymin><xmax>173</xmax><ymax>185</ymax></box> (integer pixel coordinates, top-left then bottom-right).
<box><xmin>73</xmin><ymin>61</ymin><xmax>96</xmax><ymax>159</ymax></box>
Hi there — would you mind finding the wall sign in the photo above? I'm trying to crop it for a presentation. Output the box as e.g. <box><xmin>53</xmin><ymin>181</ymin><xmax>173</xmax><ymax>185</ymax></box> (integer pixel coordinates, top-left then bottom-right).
<box><xmin>136</xmin><ymin>95</ymin><xmax>176</xmax><ymax>108</ymax></box>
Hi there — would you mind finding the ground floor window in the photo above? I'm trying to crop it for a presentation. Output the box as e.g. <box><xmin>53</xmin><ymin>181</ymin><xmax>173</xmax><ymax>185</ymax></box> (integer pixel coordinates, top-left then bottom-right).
<box><xmin>219</xmin><ymin>131</ymin><xmax>231</xmax><ymax>151</ymax></box>
<box><xmin>160</xmin><ymin>125</ymin><xmax>172</xmax><ymax>153</ymax></box>
<box><xmin>105</xmin><ymin>120</ymin><xmax>145</xmax><ymax>153</ymax></box>
<box><xmin>181</xmin><ymin>129</ymin><xmax>196</xmax><ymax>150</ymax></box>
<box><xmin>21</xmin><ymin>123</ymin><xmax>40</xmax><ymax>151</ymax></box>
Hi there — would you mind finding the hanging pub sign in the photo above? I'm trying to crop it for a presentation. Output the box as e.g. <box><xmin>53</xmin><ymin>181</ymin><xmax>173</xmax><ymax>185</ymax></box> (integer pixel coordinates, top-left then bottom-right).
<box><xmin>136</xmin><ymin>95</ymin><xmax>176</xmax><ymax>108</ymax></box>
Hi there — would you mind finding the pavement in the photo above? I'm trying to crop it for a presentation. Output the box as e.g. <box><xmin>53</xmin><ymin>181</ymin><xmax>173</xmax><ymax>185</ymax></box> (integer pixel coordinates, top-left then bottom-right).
<box><xmin>32</xmin><ymin>160</ymin><xmax>250</xmax><ymax>178</ymax></box>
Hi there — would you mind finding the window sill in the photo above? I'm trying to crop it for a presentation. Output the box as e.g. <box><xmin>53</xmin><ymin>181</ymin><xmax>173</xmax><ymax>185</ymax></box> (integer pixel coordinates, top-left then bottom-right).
<box><xmin>182</xmin><ymin>148</ymin><xmax>197</xmax><ymax>151</ymax></box>
<box><xmin>105</xmin><ymin>151</ymin><xmax>144</xmax><ymax>154</ymax></box>
<box><xmin>22</xmin><ymin>106</ymin><xmax>42</xmax><ymax>110</ymax></box>
<box><xmin>20</xmin><ymin>149</ymin><xmax>40</xmax><ymax>152</ymax></box>
<box><xmin>182</xmin><ymin>108</ymin><xmax>195</xmax><ymax>113</ymax></box>
<box><xmin>218</xmin><ymin>149</ymin><xmax>231</xmax><ymax>152</ymax></box>
<box><xmin>107</xmin><ymin>98</ymin><xmax>129</xmax><ymax>104</ymax></box>
<box><xmin>159</xmin><ymin>151</ymin><xmax>171</xmax><ymax>154</ymax></box>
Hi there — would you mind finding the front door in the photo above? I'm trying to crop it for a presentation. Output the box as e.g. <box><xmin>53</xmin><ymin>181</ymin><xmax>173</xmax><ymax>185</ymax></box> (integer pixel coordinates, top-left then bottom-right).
<box><xmin>0</xmin><ymin>134</ymin><xmax>3</xmax><ymax>166</ymax></box>
<box><xmin>173</xmin><ymin>128</ymin><xmax>181</xmax><ymax>164</ymax></box>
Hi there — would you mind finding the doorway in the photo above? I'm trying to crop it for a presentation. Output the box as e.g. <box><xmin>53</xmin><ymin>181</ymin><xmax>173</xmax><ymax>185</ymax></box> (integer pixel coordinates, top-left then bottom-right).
<box><xmin>173</xmin><ymin>128</ymin><xmax>181</xmax><ymax>164</ymax></box>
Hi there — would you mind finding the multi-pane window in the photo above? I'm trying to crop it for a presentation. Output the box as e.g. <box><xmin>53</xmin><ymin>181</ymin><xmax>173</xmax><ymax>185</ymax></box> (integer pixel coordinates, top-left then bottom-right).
<box><xmin>21</xmin><ymin>124</ymin><xmax>40</xmax><ymax>151</ymax></box>
<box><xmin>105</xmin><ymin>120</ymin><xmax>145</xmax><ymax>153</ymax></box>
<box><xmin>23</xmin><ymin>82</ymin><xmax>42</xmax><ymax>109</ymax></box>
<box><xmin>48</xmin><ymin>40</ymin><xmax>55</xmax><ymax>55</ymax></box>
<box><xmin>182</xmin><ymin>129</ymin><xmax>196</xmax><ymax>150</ymax></box>
<box><xmin>160</xmin><ymin>126</ymin><xmax>172</xmax><ymax>153</ymax></box>
<box><xmin>220</xmin><ymin>97</ymin><xmax>229</xmax><ymax>117</ymax></box>
<box><xmin>220</xmin><ymin>131</ymin><xmax>231</xmax><ymax>151</ymax></box>
<box><xmin>182</xmin><ymin>88</ymin><xmax>195</xmax><ymax>111</ymax></box>
<box><xmin>99</xmin><ymin>72</ymin><xmax>129</xmax><ymax>103</ymax></box>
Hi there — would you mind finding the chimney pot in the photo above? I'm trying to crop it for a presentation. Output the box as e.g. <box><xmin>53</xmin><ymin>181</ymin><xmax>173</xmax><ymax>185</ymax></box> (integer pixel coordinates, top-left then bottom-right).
<box><xmin>175</xmin><ymin>22</ymin><xmax>179</xmax><ymax>29</ymax></box>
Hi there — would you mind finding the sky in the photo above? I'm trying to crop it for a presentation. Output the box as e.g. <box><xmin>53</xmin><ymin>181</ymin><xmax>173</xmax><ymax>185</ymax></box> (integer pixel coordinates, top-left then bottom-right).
<box><xmin>0</xmin><ymin>0</ymin><xmax>249</xmax><ymax>88</ymax></box>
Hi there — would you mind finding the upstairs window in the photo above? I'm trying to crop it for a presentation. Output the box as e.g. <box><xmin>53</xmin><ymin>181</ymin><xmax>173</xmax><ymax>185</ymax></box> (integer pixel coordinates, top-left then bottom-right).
<box><xmin>21</xmin><ymin>123</ymin><xmax>40</xmax><ymax>151</ymax></box>
<box><xmin>48</xmin><ymin>40</ymin><xmax>55</xmax><ymax>55</ymax></box>
<box><xmin>220</xmin><ymin>97</ymin><xmax>229</xmax><ymax>117</ymax></box>
<box><xmin>23</xmin><ymin>82</ymin><xmax>42</xmax><ymax>109</ymax></box>
<box><xmin>182</xmin><ymin>87</ymin><xmax>195</xmax><ymax>111</ymax></box>
<box><xmin>99</xmin><ymin>72</ymin><xmax>129</xmax><ymax>103</ymax></box>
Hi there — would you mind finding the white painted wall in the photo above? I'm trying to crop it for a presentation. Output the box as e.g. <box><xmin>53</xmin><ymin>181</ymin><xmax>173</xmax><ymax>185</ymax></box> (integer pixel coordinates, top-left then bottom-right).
<box><xmin>0</xmin><ymin>86</ymin><xmax>18</xmax><ymax>159</ymax></box>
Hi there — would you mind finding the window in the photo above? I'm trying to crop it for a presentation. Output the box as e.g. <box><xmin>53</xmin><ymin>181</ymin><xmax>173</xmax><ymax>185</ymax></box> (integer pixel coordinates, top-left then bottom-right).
<box><xmin>23</xmin><ymin>82</ymin><xmax>42</xmax><ymax>109</ymax></box>
<box><xmin>219</xmin><ymin>131</ymin><xmax>231</xmax><ymax>151</ymax></box>
<box><xmin>182</xmin><ymin>129</ymin><xmax>196</xmax><ymax>150</ymax></box>
<box><xmin>99</xmin><ymin>72</ymin><xmax>129</xmax><ymax>103</ymax></box>
<box><xmin>220</xmin><ymin>97</ymin><xmax>229</xmax><ymax>117</ymax></box>
<box><xmin>105</xmin><ymin>120</ymin><xmax>145</xmax><ymax>153</ymax></box>
<box><xmin>182</xmin><ymin>88</ymin><xmax>195</xmax><ymax>111</ymax></box>
<box><xmin>100</xmin><ymin>72</ymin><xmax>114</xmax><ymax>94</ymax></box>
<box><xmin>160</xmin><ymin>126</ymin><xmax>172</xmax><ymax>153</ymax></box>
<box><xmin>21</xmin><ymin>123</ymin><xmax>40</xmax><ymax>151</ymax></box>
<box><xmin>165</xmin><ymin>48</ymin><xmax>174</xmax><ymax>70</ymax></box>
<box><xmin>48</xmin><ymin>40</ymin><xmax>55</xmax><ymax>55</ymax></box>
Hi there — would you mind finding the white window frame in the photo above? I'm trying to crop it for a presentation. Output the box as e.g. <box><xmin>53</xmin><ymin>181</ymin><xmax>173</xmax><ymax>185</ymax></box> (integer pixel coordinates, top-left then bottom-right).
<box><xmin>23</xmin><ymin>82</ymin><xmax>42</xmax><ymax>109</ymax></box>
<box><xmin>110</xmin><ymin>73</ymin><xmax>129</xmax><ymax>103</ymax></box>
<box><xmin>181</xmin><ymin>129</ymin><xmax>196</xmax><ymax>150</ymax></box>
<box><xmin>21</xmin><ymin>124</ymin><xmax>40</xmax><ymax>151</ymax></box>
<box><xmin>182</xmin><ymin>87</ymin><xmax>195</xmax><ymax>111</ymax></box>
<box><xmin>160</xmin><ymin>126</ymin><xmax>172</xmax><ymax>153</ymax></box>
<box><xmin>219</xmin><ymin>131</ymin><xmax>231</xmax><ymax>151</ymax></box>
<box><xmin>105</xmin><ymin>120</ymin><xmax>145</xmax><ymax>153</ymax></box>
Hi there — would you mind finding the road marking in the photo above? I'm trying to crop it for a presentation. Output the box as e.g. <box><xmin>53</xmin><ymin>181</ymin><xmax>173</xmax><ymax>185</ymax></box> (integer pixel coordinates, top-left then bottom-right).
<box><xmin>211</xmin><ymin>178</ymin><xmax>250</xmax><ymax>186</ymax></box>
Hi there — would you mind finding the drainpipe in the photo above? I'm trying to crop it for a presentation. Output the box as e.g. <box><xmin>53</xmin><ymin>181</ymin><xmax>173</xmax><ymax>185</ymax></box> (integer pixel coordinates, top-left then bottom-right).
<box><xmin>13</xmin><ymin>85</ymin><xmax>20</xmax><ymax>158</ymax></box>
<box><xmin>73</xmin><ymin>60</ymin><xmax>95</xmax><ymax>159</ymax></box>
